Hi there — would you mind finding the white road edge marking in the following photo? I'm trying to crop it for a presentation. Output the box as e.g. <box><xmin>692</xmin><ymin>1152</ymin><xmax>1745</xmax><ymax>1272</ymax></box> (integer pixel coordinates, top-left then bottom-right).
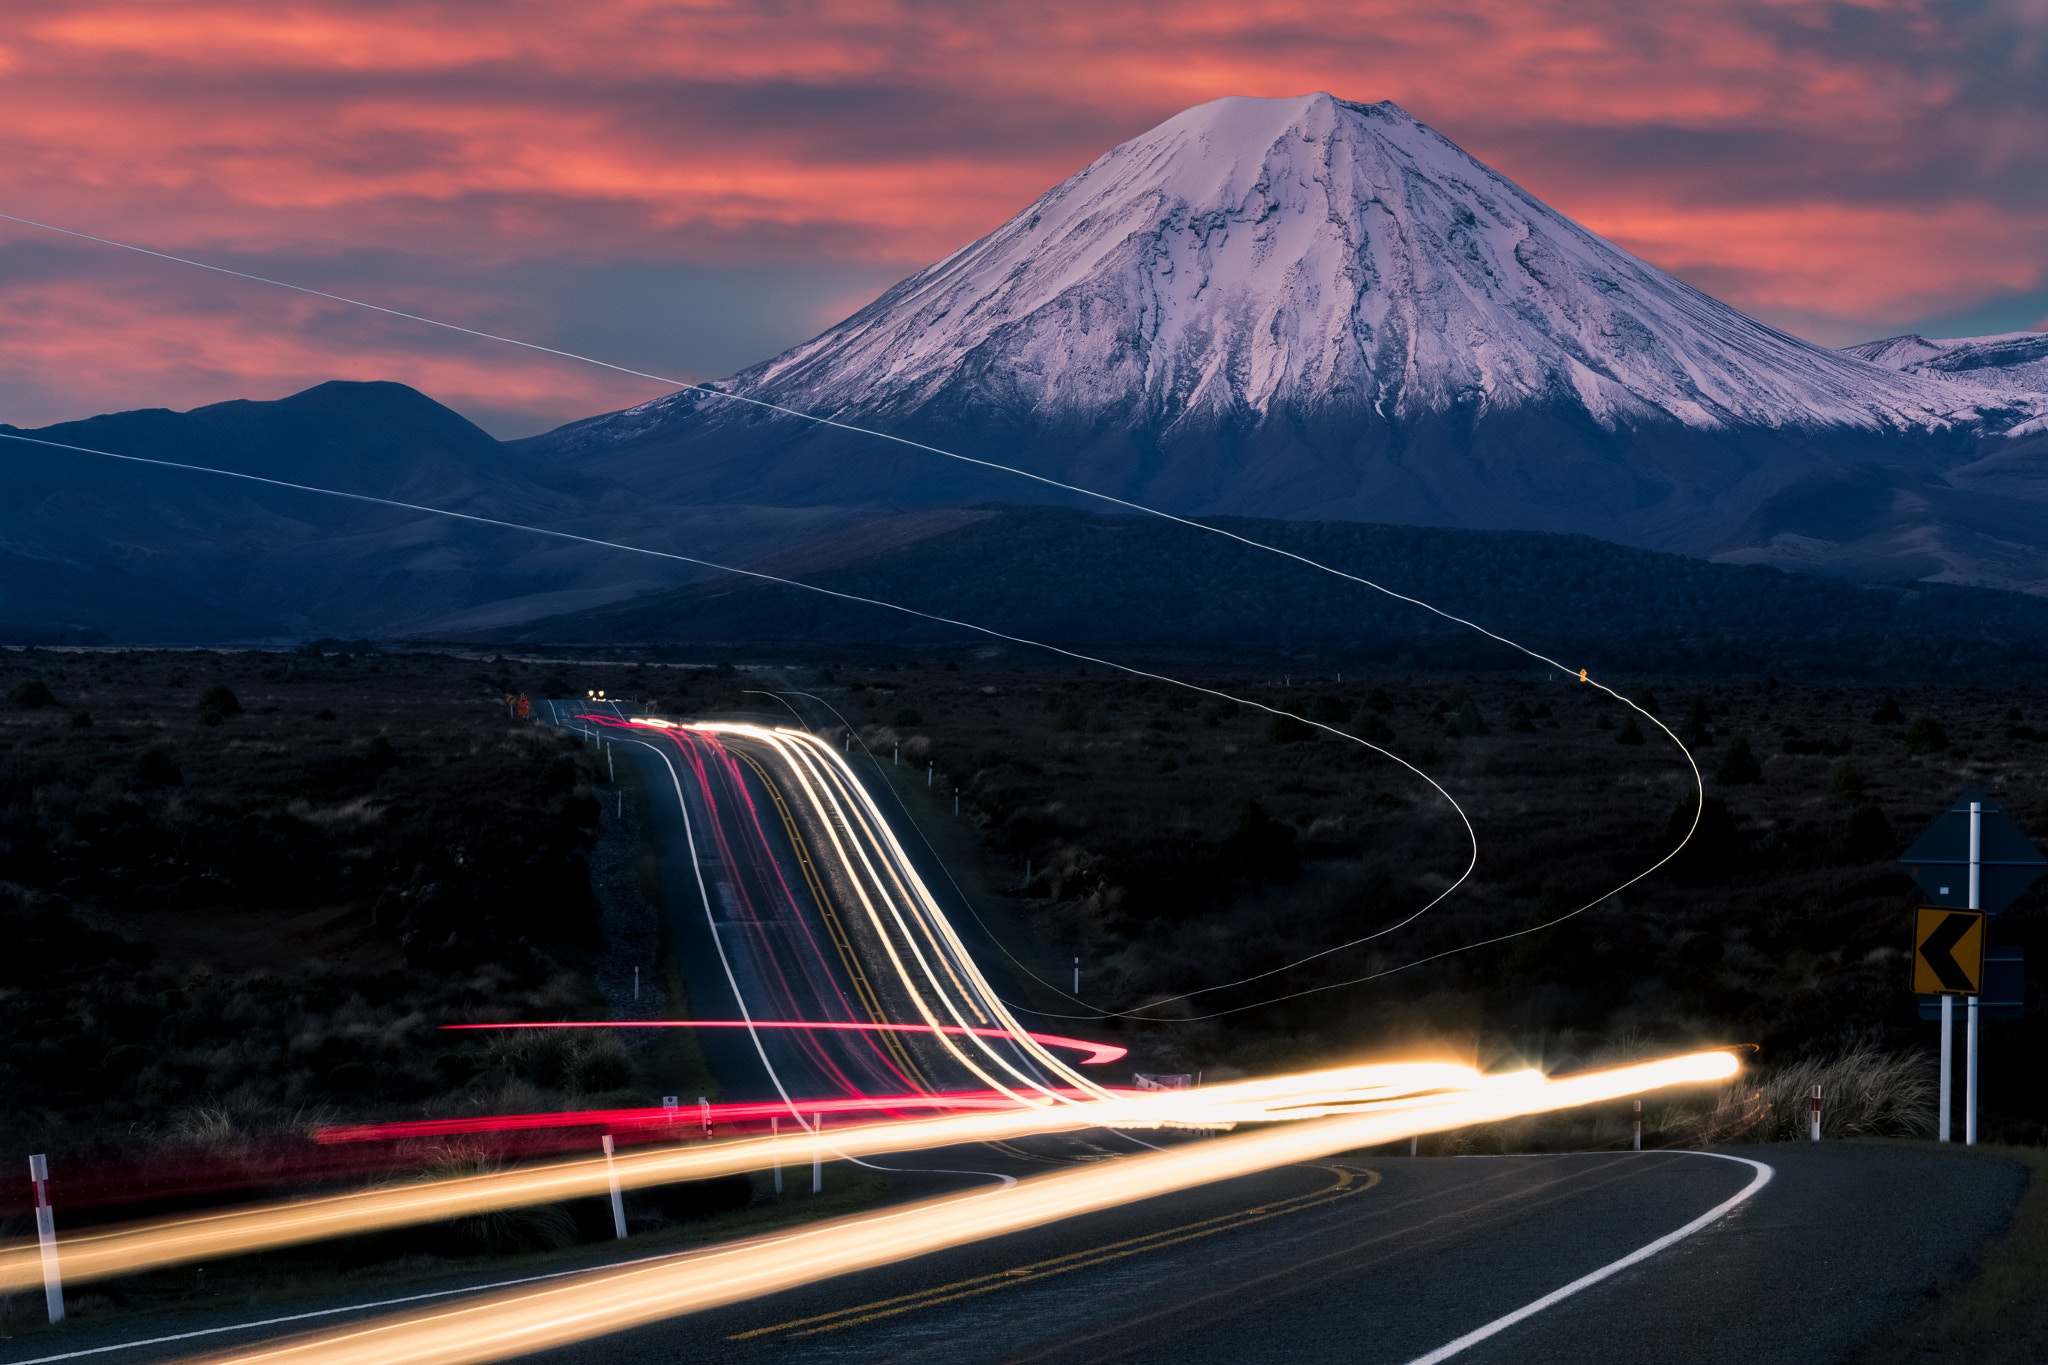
<box><xmin>1402</xmin><ymin>1151</ymin><xmax>1774</xmax><ymax>1365</ymax></box>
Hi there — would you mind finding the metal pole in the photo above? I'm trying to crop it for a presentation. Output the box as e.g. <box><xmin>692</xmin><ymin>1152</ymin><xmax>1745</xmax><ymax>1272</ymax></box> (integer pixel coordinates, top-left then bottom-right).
<box><xmin>772</xmin><ymin>1117</ymin><xmax>782</xmax><ymax>1195</ymax></box>
<box><xmin>29</xmin><ymin>1155</ymin><xmax>62</xmax><ymax>1323</ymax></box>
<box><xmin>602</xmin><ymin>1136</ymin><xmax>626</xmax><ymax>1240</ymax></box>
<box><xmin>1810</xmin><ymin>1084</ymin><xmax>1821</xmax><ymax>1143</ymax></box>
<box><xmin>812</xmin><ymin>1113</ymin><xmax>823</xmax><ymax>1194</ymax></box>
<box><xmin>1968</xmin><ymin>799</ymin><xmax>1981</xmax><ymax>1146</ymax></box>
<box><xmin>1940</xmin><ymin>996</ymin><xmax>1952</xmax><ymax>1141</ymax></box>
<box><xmin>1967</xmin><ymin>996</ymin><xmax>1979</xmax><ymax>1146</ymax></box>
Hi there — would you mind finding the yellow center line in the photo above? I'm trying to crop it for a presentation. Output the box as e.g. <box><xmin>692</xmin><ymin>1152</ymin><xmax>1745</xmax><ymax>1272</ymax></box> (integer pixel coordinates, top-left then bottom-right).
<box><xmin>731</xmin><ymin>1162</ymin><xmax>1380</xmax><ymax>1340</ymax></box>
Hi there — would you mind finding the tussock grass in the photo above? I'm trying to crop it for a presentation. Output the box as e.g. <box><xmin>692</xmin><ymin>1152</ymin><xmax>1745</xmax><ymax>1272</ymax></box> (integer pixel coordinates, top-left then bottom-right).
<box><xmin>1673</xmin><ymin>1046</ymin><xmax>1935</xmax><ymax>1146</ymax></box>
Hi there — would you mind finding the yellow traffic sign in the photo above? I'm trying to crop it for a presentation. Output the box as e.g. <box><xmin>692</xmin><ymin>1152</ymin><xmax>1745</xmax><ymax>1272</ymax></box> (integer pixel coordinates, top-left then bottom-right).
<box><xmin>1914</xmin><ymin>907</ymin><xmax>1986</xmax><ymax>995</ymax></box>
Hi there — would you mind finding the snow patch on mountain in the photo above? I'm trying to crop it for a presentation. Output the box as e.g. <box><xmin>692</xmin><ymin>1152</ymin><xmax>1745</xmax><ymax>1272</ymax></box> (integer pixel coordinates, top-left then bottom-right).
<box><xmin>1841</xmin><ymin>331</ymin><xmax>2048</xmax><ymax>399</ymax></box>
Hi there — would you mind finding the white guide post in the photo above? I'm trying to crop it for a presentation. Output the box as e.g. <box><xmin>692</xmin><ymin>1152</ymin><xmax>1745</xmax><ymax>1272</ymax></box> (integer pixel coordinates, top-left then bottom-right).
<box><xmin>1810</xmin><ymin>1084</ymin><xmax>1821</xmax><ymax>1143</ymax></box>
<box><xmin>29</xmin><ymin>1154</ymin><xmax>62</xmax><ymax>1323</ymax></box>
<box><xmin>1633</xmin><ymin>1099</ymin><xmax>1642</xmax><ymax>1152</ymax></box>
<box><xmin>602</xmin><ymin>1135</ymin><xmax>626</xmax><ymax>1239</ymax></box>
<box><xmin>1967</xmin><ymin>800</ymin><xmax>1981</xmax><ymax>1146</ymax></box>
<box><xmin>699</xmin><ymin>1095</ymin><xmax>711</xmax><ymax>1139</ymax></box>
<box><xmin>771</xmin><ymin>1116</ymin><xmax>783</xmax><ymax>1195</ymax></box>
<box><xmin>812</xmin><ymin>1113</ymin><xmax>823</xmax><ymax>1194</ymax></box>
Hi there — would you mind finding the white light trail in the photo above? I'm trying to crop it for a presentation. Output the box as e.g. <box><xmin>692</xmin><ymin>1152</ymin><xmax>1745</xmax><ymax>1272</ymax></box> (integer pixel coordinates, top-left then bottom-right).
<box><xmin>162</xmin><ymin>1052</ymin><xmax>1742</xmax><ymax>1365</ymax></box>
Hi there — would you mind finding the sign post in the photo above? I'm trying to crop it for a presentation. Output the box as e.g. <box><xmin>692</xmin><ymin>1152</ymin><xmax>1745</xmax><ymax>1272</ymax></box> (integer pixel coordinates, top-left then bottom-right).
<box><xmin>1902</xmin><ymin>788</ymin><xmax>2045</xmax><ymax>1146</ymax></box>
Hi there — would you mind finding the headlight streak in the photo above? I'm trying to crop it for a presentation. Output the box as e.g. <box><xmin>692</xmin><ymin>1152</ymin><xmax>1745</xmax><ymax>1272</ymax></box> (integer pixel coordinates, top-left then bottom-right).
<box><xmin>0</xmin><ymin>1058</ymin><xmax>1521</xmax><ymax>1295</ymax></box>
<box><xmin>161</xmin><ymin>1052</ymin><xmax>1740</xmax><ymax>1365</ymax></box>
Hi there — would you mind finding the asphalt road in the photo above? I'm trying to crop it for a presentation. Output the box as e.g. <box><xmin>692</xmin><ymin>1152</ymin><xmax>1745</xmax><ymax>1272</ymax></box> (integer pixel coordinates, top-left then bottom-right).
<box><xmin>518</xmin><ymin>1140</ymin><xmax>2025</xmax><ymax>1365</ymax></box>
<box><xmin>9</xmin><ymin>1141</ymin><xmax>2016</xmax><ymax>1365</ymax></box>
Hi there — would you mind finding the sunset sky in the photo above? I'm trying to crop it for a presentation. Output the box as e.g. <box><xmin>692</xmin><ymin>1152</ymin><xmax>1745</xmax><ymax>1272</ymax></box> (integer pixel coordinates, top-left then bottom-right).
<box><xmin>0</xmin><ymin>0</ymin><xmax>2043</xmax><ymax>436</ymax></box>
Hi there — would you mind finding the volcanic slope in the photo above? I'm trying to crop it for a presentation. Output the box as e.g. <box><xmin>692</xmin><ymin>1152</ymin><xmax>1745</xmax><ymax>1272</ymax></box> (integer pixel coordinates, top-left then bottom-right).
<box><xmin>519</xmin><ymin>93</ymin><xmax>2041</xmax><ymax>572</ymax></box>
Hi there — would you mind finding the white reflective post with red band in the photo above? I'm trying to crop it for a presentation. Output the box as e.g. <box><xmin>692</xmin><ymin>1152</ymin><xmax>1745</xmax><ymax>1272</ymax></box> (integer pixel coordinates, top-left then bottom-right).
<box><xmin>1810</xmin><ymin>1085</ymin><xmax>1822</xmax><ymax>1143</ymax></box>
<box><xmin>29</xmin><ymin>1154</ymin><xmax>62</xmax><ymax>1323</ymax></box>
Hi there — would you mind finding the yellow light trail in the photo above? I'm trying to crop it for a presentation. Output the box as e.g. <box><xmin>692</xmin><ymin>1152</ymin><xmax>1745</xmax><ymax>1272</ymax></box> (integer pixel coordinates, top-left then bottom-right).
<box><xmin>171</xmin><ymin>1051</ymin><xmax>1740</xmax><ymax>1365</ymax></box>
<box><xmin>0</xmin><ymin>1061</ymin><xmax>1483</xmax><ymax>1295</ymax></box>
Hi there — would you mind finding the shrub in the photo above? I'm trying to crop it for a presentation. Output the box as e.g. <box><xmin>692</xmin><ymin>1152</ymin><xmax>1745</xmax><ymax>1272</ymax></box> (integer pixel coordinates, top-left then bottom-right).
<box><xmin>1825</xmin><ymin>759</ymin><xmax>1865</xmax><ymax>804</ymax></box>
<box><xmin>1615</xmin><ymin>716</ymin><xmax>1646</xmax><ymax>746</ymax></box>
<box><xmin>1872</xmin><ymin>695</ymin><xmax>1905</xmax><ymax>724</ymax></box>
<box><xmin>1679</xmin><ymin>694</ymin><xmax>1713</xmax><ymax>748</ymax></box>
<box><xmin>1350</xmin><ymin>709</ymin><xmax>1395</xmax><ymax>745</ymax></box>
<box><xmin>8</xmin><ymin>679</ymin><xmax>57</xmax><ymax>709</ymax></box>
<box><xmin>196</xmin><ymin>684</ymin><xmax>242</xmax><ymax>719</ymax></box>
<box><xmin>133</xmin><ymin>747</ymin><xmax>183</xmax><ymax>788</ymax></box>
<box><xmin>1838</xmin><ymin>803</ymin><xmax>1896</xmax><ymax>862</ymax></box>
<box><xmin>1266</xmin><ymin>713</ymin><xmax>1314</xmax><ymax>744</ymax></box>
<box><xmin>1308</xmin><ymin>695</ymin><xmax>1349</xmax><ymax>725</ymax></box>
<box><xmin>891</xmin><ymin>708</ymin><xmax>922</xmax><ymax>727</ymax></box>
<box><xmin>1715</xmin><ymin>736</ymin><xmax>1763</xmax><ymax>784</ymax></box>
<box><xmin>1904</xmin><ymin>716</ymin><xmax>1949</xmax><ymax>755</ymax></box>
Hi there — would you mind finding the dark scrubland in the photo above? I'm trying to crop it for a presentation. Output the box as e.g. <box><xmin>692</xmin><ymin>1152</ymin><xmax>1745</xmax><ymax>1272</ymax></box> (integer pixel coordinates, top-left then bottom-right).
<box><xmin>0</xmin><ymin>645</ymin><xmax>754</xmax><ymax>1284</ymax></box>
<box><xmin>755</xmin><ymin>655</ymin><xmax>2048</xmax><ymax>1145</ymax></box>
<box><xmin>511</xmin><ymin>504</ymin><xmax>2048</xmax><ymax>680</ymax></box>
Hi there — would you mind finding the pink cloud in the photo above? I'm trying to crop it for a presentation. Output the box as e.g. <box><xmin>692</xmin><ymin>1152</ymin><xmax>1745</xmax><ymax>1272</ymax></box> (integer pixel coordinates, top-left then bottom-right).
<box><xmin>0</xmin><ymin>0</ymin><xmax>2040</xmax><ymax>427</ymax></box>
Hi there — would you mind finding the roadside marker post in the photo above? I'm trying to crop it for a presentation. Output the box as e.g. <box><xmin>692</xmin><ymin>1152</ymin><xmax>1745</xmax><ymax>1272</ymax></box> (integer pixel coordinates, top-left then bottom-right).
<box><xmin>771</xmin><ymin>1117</ymin><xmax>783</xmax><ymax>1195</ymax></box>
<box><xmin>812</xmin><ymin>1113</ymin><xmax>823</xmax><ymax>1194</ymax></box>
<box><xmin>1073</xmin><ymin>956</ymin><xmax>1080</xmax><ymax>993</ymax></box>
<box><xmin>1633</xmin><ymin>1099</ymin><xmax>1642</xmax><ymax>1151</ymax></box>
<box><xmin>1810</xmin><ymin>1085</ymin><xmax>1821</xmax><ymax>1143</ymax></box>
<box><xmin>698</xmin><ymin>1095</ymin><xmax>712</xmax><ymax>1139</ymax></box>
<box><xmin>601</xmin><ymin>1135</ymin><xmax>626</xmax><ymax>1240</ymax></box>
<box><xmin>1902</xmin><ymin>788</ymin><xmax>2043</xmax><ymax>1146</ymax></box>
<box><xmin>29</xmin><ymin>1154</ymin><xmax>62</xmax><ymax>1323</ymax></box>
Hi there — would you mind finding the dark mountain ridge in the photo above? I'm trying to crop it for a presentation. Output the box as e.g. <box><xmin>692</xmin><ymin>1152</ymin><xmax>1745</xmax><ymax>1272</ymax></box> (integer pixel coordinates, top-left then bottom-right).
<box><xmin>492</xmin><ymin>504</ymin><xmax>2048</xmax><ymax>679</ymax></box>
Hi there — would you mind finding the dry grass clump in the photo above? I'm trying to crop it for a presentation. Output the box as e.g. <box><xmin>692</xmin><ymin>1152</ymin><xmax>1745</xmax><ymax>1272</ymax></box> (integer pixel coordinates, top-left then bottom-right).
<box><xmin>1671</xmin><ymin>1046</ymin><xmax>1934</xmax><ymax>1146</ymax></box>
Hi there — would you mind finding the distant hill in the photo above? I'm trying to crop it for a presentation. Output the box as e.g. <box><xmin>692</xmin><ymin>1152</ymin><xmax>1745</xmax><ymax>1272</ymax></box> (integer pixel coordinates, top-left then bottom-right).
<box><xmin>0</xmin><ymin>381</ymin><xmax>876</xmax><ymax>642</ymax></box>
<box><xmin>491</xmin><ymin>505</ymin><xmax>2048</xmax><ymax>677</ymax></box>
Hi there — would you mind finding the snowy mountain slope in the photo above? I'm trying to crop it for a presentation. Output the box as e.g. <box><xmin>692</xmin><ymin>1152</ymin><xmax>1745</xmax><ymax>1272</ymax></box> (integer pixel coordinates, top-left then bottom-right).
<box><xmin>727</xmin><ymin>94</ymin><xmax>2027</xmax><ymax>435</ymax></box>
<box><xmin>1842</xmin><ymin>331</ymin><xmax>2048</xmax><ymax>397</ymax></box>
<box><xmin>521</xmin><ymin>93</ymin><xmax>2042</xmax><ymax>574</ymax></box>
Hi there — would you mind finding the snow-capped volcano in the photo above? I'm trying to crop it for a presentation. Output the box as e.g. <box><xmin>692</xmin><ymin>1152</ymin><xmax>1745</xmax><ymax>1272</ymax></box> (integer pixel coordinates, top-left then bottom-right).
<box><xmin>718</xmin><ymin>94</ymin><xmax>2017</xmax><ymax>434</ymax></box>
<box><xmin>523</xmin><ymin>94</ymin><xmax>2045</xmax><ymax>575</ymax></box>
